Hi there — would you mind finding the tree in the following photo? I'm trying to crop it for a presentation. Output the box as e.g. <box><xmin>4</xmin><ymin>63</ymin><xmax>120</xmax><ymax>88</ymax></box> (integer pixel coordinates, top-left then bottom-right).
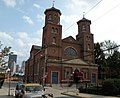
<box><xmin>101</xmin><ymin>40</ymin><xmax>120</xmax><ymax>78</ymax></box>
<box><xmin>94</xmin><ymin>40</ymin><xmax>120</xmax><ymax>79</ymax></box>
<box><xmin>0</xmin><ymin>41</ymin><xmax>11</xmax><ymax>70</ymax></box>
<box><xmin>101</xmin><ymin>40</ymin><xmax>118</xmax><ymax>57</ymax></box>
<box><xmin>107</xmin><ymin>51</ymin><xmax>120</xmax><ymax>78</ymax></box>
<box><xmin>94</xmin><ymin>42</ymin><xmax>108</xmax><ymax>79</ymax></box>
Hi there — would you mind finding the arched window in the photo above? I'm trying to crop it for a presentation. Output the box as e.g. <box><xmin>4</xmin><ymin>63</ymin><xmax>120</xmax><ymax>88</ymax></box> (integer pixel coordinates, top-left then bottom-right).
<box><xmin>51</xmin><ymin>27</ymin><xmax>54</xmax><ymax>33</ymax></box>
<box><xmin>82</xmin><ymin>25</ymin><xmax>86</xmax><ymax>31</ymax></box>
<box><xmin>64</xmin><ymin>47</ymin><xmax>77</xmax><ymax>57</ymax></box>
<box><xmin>52</xmin><ymin>37</ymin><xmax>56</xmax><ymax>44</ymax></box>
<box><xmin>87</xmin><ymin>44</ymin><xmax>90</xmax><ymax>50</ymax></box>
<box><xmin>51</xmin><ymin>27</ymin><xmax>58</xmax><ymax>34</ymax></box>
<box><xmin>54</xmin><ymin>28</ymin><xmax>58</xmax><ymax>33</ymax></box>
<box><xmin>48</xmin><ymin>14</ymin><xmax>52</xmax><ymax>20</ymax></box>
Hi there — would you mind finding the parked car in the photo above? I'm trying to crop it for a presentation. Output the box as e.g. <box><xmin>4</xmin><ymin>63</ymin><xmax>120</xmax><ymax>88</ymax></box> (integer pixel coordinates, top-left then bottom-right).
<box><xmin>15</xmin><ymin>82</ymin><xmax>25</xmax><ymax>98</ymax></box>
<box><xmin>23</xmin><ymin>83</ymin><xmax>53</xmax><ymax>98</ymax></box>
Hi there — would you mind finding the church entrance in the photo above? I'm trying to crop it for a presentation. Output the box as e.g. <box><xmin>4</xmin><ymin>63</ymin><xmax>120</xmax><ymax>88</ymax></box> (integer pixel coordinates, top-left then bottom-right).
<box><xmin>51</xmin><ymin>71</ymin><xmax>59</xmax><ymax>84</ymax></box>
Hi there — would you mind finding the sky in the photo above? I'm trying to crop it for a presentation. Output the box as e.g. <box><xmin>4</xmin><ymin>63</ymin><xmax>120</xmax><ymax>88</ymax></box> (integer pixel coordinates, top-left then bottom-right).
<box><xmin>0</xmin><ymin>0</ymin><xmax>120</xmax><ymax>66</ymax></box>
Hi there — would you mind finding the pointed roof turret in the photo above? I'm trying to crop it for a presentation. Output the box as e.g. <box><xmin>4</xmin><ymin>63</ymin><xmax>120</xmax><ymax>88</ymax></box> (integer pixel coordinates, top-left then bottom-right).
<box><xmin>77</xmin><ymin>17</ymin><xmax>91</xmax><ymax>24</ymax></box>
<box><xmin>44</xmin><ymin>6</ymin><xmax>61</xmax><ymax>15</ymax></box>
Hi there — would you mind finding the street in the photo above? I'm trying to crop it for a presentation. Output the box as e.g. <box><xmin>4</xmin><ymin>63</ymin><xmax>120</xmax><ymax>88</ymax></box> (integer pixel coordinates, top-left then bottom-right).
<box><xmin>0</xmin><ymin>81</ymin><xmax>75</xmax><ymax>98</ymax></box>
<box><xmin>0</xmin><ymin>81</ymin><xmax>119</xmax><ymax>98</ymax></box>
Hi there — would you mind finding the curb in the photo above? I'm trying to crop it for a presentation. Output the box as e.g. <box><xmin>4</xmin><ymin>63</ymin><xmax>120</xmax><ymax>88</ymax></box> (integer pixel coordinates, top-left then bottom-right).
<box><xmin>61</xmin><ymin>92</ymin><xmax>91</xmax><ymax>98</ymax></box>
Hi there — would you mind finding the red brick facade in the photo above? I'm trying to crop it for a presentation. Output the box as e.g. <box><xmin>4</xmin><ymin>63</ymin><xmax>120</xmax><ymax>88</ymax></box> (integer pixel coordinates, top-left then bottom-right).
<box><xmin>25</xmin><ymin>6</ymin><xmax>98</xmax><ymax>85</ymax></box>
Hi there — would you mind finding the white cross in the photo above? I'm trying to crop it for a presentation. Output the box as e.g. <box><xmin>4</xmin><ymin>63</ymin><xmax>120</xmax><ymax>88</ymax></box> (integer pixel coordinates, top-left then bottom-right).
<box><xmin>52</xmin><ymin>1</ymin><xmax>55</xmax><ymax>7</ymax></box>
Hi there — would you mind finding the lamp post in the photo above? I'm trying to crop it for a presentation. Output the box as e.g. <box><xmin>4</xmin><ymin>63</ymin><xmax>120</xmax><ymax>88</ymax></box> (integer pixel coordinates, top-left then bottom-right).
<box><xmin>6</xmin><ymin>68</ymin><xmax>11</xmax><ymax>96</ymax></box>
<box><xmin>44</xmin><ymin>47</ymin><xmax>48</xmax><ymax>86</ymax></box>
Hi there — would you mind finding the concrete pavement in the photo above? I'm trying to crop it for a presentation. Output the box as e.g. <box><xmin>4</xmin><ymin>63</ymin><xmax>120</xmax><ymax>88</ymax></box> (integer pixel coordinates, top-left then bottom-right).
<box><xmin>48</xmin><ymin>84</ymin><xmax>120</xmax><ymax>98</ymax></box>
<box><xmin>0</xmin><ymin>82</ymin><xmax>120</xmax><ymax>98</ymax></box>
<box><xmin>0</xmin><ymin>86</ymin><xmax>14</xmax><ymax>98</ymax></box>
<box><xmin>62</xmin><ymin>91</ymin><xmax>119</xmax><ymax>98</ymax></box>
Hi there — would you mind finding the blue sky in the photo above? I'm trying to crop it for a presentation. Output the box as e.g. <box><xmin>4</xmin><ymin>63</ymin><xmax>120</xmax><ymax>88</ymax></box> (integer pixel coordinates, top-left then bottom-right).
<box><xmin>0</xmin><ymin>0</ymin><xmax>120</xmax><ymax>66</ymax></box>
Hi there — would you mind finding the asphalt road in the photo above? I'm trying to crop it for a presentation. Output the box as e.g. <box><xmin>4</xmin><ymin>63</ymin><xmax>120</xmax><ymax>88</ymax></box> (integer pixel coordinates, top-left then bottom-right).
<box><xmin>0</xmin><ymin>81</ymin><xmax>75</xmax><ymax>98</ymax></box>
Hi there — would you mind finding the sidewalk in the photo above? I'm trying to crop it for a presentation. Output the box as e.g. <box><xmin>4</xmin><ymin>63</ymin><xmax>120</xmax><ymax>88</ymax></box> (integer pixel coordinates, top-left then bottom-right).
<box><xmin>50</xmin><ymin>84</ymin><xmax>120</xmax><ymax>98</ymax></box>
<box><xmin>0</xmin><ymin>86</ymin><xmax>8</xmax><ymax>95</ymax></box>
<box><xmin>0</xmin><ymin>86</ymin><xmax>14</xmax><ymax>98</ymax></box>
<box><xmin>0</xmin><ymin>82</ymin><xmax>15</xmax><ymax>96</ymax></box>
<box><xmin>62</xmin><ymin>91</ymin><xmax>119</xmax><ymax>98</ymax></box>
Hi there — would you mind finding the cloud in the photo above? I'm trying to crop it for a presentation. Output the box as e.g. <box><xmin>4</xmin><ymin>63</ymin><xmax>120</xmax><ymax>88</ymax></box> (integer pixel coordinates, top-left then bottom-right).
<box><xmin>88</xmin><ymin>0</ymin><xmax>120</xmax><ymax>44</ymax></box>
<box><xmin>61</xmin><ymin>15</ymin><xmax>80</xmax><ymax>24</ymax></box>
<box><xmin>0</xmin><ymin>32</ymin><xmax>14</xmax><ymax>47</ymax></box>
<box><xmin>22</xmin><ymin>15</ymin><xmax>34</xmax><ymax>25</ymax></box>
<box><xmin>17</xmin><ymin>39</ymin><xmax>25</xmax><ymax>47</ymax></box>
<box><xmin>0</xmin><ymin>31</ymin><xmax>40</xmax><ymax>65</ymax></box>
<box><xmin>37</xmin><ymin>14</ymin><xmax>44</xmax><ymax>22</ymax></box>
<box><xmin>18</xmin><ymin>32</ymin><xmax>28</xmax><ymax>39</ymax></box>
<box><xmin>0</xmin><ymin>32</ymin><xmax>13</xmax><ymax>41</ymax></box>
<box><xmin>33</xmin><ymin>4</ymin><xmax>40</xmax><ymax>9</ymax></box>
<box><xmin>16</xmin><ymin>8</ymin><xmax>28</xmax><ymax>15</ymax></box>
<box><xmin>2</xmin><ymin>0</ymin><xmax>25</xmax><ymax>7</ymax></box>
<box><xmin>64</xmin><ymin>0</ymin><xmax>90</xmax><ymax>15</ymax></box>
<box><xmin>3</xmin><ymin>0</ymin><xmax>16</xmax><ymax>7</ymax></box>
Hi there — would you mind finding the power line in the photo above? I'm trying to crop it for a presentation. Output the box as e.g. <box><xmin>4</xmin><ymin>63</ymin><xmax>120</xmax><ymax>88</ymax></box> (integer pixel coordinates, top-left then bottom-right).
<box><xmin>63</xmin><ymin>0</ymin><xmax>103</xmax><ymax>33</ymax></box>
<box><xmin>63</xmin><ymin>0</ymin><xmax>120</xmax><ymax>33</ymax></box>
<box><xmin>63</xmin><ymin>23</ymin><xmax>76</xmax><ymax>33</ymax></box>
<box><xmin>85</xmin><ymin>0</ymin><xmax>103</xmax><ymax>15</ymax></box>
<box><xmin>102</xmin><ymin>45</ymin><xmax>120</xmax><ymax>52</ymax></box>
<box><xmin>84</xmin><ymin>45</ymin><xmax>120</xmax><ymax>57</ymax></box>
<box><xmin>93</xmin><ymin>2</ymin><xmax>120</xmax><ymax>22</ymax></box>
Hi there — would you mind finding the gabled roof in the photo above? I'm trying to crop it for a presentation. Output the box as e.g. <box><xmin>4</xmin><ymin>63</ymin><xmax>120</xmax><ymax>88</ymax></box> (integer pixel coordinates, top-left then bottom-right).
<box><xmin>33</xmin><ymin>45</ymin><xmax>42</xmax><ymax>50</ymax></box>
<box><xmin>30</xmin><ymin>45</ymin><xmax>42</xmax><ymax>52</ymax></box>
<box><xmin>62</xmin><ymin>36</ymin><xmax>77</xmax><ymax>44</ymax></box>
<box><xmin>62</xmin><ymin>58</ymin><xmax>88</xmax><ymax>65</ymax></box>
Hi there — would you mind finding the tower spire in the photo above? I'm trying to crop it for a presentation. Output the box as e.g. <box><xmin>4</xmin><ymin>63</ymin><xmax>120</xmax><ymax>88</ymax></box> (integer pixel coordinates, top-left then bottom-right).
<box><xmin>83</xmin><ymin>12</ymin><xmax>85</xmax><ymax>18</ymax></box>
<box><xmin>52</xmin><ymin>0</ymin><xmax>55</xmax><ymax>7</ymax></box>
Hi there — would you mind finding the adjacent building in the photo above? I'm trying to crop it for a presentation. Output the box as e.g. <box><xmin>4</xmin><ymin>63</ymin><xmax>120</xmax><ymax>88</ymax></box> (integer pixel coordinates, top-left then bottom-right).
<box><xmin>25</xmin><ymin>6</ymin><xmax>98</xmax><ymax>86</ymax></box>
<box><xmin>8</xmin><ymin>54</ymin><xmax>17</xmax><ymax>76</ymax></box>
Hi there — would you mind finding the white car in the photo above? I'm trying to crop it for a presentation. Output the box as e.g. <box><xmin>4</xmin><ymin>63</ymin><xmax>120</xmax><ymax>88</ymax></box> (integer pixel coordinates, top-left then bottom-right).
<box><xmin>23</xmin><ymin>83</ymin><xmax>47</xmax><ymax>98</ymax></box>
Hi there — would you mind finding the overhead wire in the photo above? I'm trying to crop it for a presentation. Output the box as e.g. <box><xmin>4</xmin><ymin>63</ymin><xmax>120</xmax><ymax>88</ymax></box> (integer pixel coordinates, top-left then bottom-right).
<box><xmin>63</xmin><ymin>0</ymin><xmax>103</xmax><ymax>33</ymax></box>
<box><xmin>63</xmin><ymin>0</ymin><xmax>120</xmax><ymax>33</ymax></box>
<box><xmin>93</xmin><ymin>1</ymin><xmax>120</xmax><ymax>22</ymax></box>
<box><xmin>85</xmin><ymin>0</ymin><xmax>103</xmax><ymax>15</ymax></box>
<box><xmin>84</xmin><ymin>45</ymin><xmax>120</xmax><ymax>57</ymax></box>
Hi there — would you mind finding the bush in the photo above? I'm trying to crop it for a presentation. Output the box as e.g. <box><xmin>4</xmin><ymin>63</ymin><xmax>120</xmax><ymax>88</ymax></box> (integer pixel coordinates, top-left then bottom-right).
<box><xmin>102</xmin><ymin>79</ymin><xmax>120</xmax><ymax>95</ymax></box>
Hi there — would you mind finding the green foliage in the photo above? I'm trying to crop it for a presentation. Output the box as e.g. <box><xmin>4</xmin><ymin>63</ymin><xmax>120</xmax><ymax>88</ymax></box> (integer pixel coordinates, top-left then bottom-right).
<box><xmin>101</xmin><ymin>40</ymin><xmax>118</xmax><ymax>57</ymax></box>
<box><xmin>102</xmin><ymin>79</ymin><xmax>120</xmax><ymax>95</ymax></box>
<box><xmin>94</xmin><ymin>42</ymin><xmax>105</xmax><ymax>65</ymax></box>
<box><xmin>79</xmin><ymin>79</ymin><xmax>120</xmax><ymax>96</ymax></box>
<box><xmin>0</xmin><ymin>41</ymin><xmax>11</xmax><ymax>67</ymax></box>
<box><xmin>94</xmin><ymin>40</ymin><xmax>120</xmax><ymax>79</ymax></box>
<box><xmin>94</xmin><ymin>42</ymin><xmax>109</xmax><ymax>79</ymax></box>
<box><xmin>107</xmin><ymin>51</ymin><xmax>120</xmax><ymax>78</ymax></box>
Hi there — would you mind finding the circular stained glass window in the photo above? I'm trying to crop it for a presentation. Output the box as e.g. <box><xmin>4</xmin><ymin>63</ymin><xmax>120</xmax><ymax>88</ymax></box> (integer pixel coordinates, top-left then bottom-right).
<box><xmin>64</xmin><ymin>47</ymin><xmax>77</xmax><ymax>57</ymax></box>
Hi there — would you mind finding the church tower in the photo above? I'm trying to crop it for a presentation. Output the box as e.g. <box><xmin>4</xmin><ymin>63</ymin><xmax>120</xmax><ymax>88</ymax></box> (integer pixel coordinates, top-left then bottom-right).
<box><xmin>76</xmin><ymin>17</ymin><xmax>94</xmax><ymax>63</ymax></box>
<box><xmin>42</xmin><ymin>6</ymin><xmax>62</xmax><ymax>59</ymax></box>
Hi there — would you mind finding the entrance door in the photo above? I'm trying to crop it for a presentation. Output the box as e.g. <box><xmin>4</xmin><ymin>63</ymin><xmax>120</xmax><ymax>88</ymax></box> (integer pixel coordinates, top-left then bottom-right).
<box><xmin>52</xmin><ymin>72</ymin><xmax>58</xmax><ymax>84</ymax></box>
<box><xmin>91</xmin><ymin>74</ymin><xmax>96</xmax><ymax>83</ymax></box>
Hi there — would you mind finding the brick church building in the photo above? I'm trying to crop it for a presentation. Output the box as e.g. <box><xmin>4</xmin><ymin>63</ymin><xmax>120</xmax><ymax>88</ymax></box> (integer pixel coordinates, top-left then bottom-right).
<box><xmin>25</xmin><ymin>6</ymin><xmax>98</xmax><ymax>86</ymax></box>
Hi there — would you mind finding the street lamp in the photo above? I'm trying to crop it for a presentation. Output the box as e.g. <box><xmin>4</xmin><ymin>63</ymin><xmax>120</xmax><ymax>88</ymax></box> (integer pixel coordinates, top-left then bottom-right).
<box><xmin>6</xmin><ymin>68</ymin><xmax>11</xmax><ymax>96</ymax></box>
